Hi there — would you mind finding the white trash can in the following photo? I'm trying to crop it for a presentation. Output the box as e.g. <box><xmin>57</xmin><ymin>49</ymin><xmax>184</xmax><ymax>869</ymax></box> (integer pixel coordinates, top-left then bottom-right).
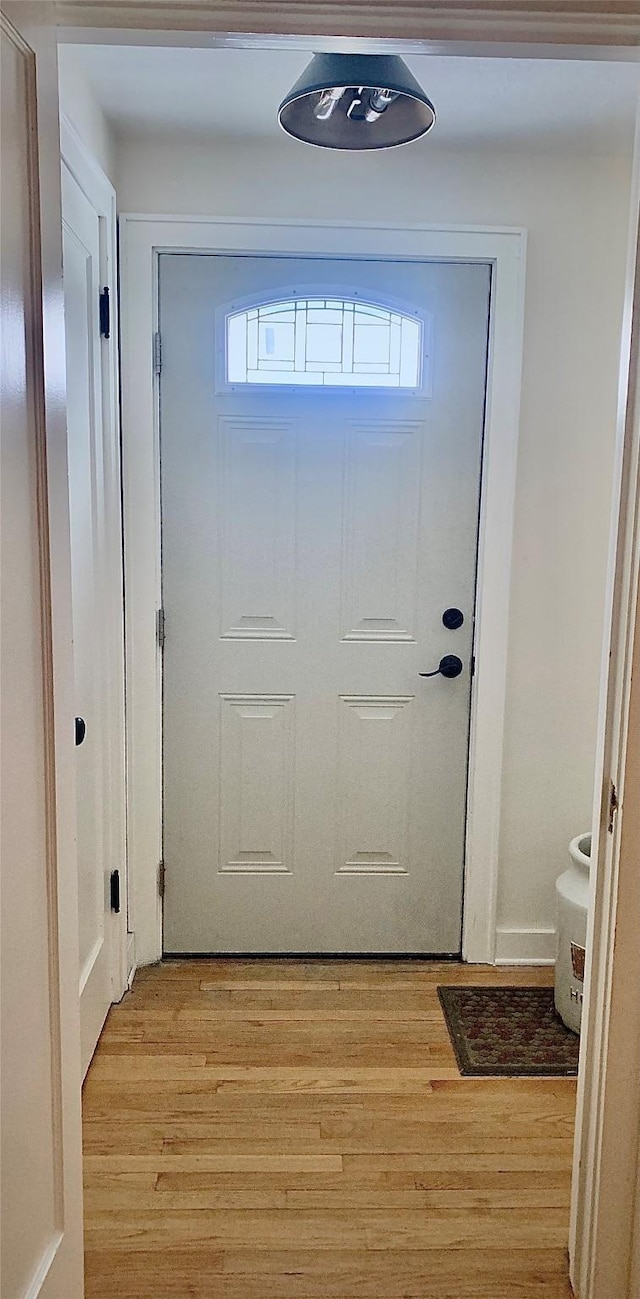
<box><xmin>555</xmin><ymin>832</ymin><xmax>591</xmax><ymax>1034</ymax></box>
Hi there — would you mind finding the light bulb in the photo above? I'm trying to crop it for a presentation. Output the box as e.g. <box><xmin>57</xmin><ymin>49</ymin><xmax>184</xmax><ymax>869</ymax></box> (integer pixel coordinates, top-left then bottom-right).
<box><xmin>365</xmin><ymin>88</ymin><xmax>399</xmax><ymax>122</ymax></box>
<box><xmin>313</xmin><ymin>87</ymin><xmax>346</xmax><ymax>121</ymax></box>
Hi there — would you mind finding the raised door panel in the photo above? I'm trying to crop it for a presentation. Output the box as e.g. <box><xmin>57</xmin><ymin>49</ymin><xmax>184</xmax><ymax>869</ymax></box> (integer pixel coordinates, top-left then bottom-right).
<box><xmin>335</xmin><ymin>695</ymin><xmax>414</xmax><ymax>875</ymax></box>
<box><xmin>219</xmin><ymin>417</ymin><xmax>297</xmax><ymax>641</ymax></box>
<box><xmin>62</xmin><ymin>193</ymin><xmax>100</xmax><ymax>969</ymax></box>
<box><xmin>341</xmin><ymin>421</ymin><xmax>423</xmax><ymax>642</ymax></box>
<box><xmin>63</xmin><ymin>215</ymin><xmax>100</xmax><ymax>996</ymax></box>
<box><xmin>219</xmin><ymin>694</ymin><xmax>295</xmax><ymax>874</ymax></box>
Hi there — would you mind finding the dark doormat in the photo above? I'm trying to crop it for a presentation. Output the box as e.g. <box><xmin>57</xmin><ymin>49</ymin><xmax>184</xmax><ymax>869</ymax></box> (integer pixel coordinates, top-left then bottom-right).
<box><xmin>437</xmin><ymin>985</ymin><xmax>579</xmax><ymax>1077</ymax></box>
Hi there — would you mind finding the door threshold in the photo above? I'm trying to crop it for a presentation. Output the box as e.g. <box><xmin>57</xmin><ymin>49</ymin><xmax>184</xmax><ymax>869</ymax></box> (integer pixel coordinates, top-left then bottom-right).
<box><xmin>162</xmin><ymin>950</ymin><xmax>462</xmax><ymax>961</ymax></box>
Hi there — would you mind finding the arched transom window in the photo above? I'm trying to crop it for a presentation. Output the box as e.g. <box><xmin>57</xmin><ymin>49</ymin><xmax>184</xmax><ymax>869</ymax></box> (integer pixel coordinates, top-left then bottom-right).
<box><xmin>225</xmin><ymin>296</ymin><xmax>423</xmax><ymax>389</ymax></box>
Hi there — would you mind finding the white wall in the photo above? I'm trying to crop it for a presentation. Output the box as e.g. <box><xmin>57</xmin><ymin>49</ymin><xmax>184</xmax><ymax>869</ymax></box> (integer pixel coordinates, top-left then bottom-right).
<box><xmin>58</xmin><ymin>45</ymin><xmax>117</xmax><ymax>183</ymax></box>
<box><xmin>116</xmin><ymin>130</ymin><xmax>634</xmax><ymax>958</ymax></box>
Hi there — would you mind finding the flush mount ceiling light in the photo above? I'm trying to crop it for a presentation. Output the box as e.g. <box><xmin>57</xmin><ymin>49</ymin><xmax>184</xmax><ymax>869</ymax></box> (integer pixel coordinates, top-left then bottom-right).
<box><xmin>278</xmin><ymin>53</ymin><xmax>436</xmax><ymax>151</ymax></box>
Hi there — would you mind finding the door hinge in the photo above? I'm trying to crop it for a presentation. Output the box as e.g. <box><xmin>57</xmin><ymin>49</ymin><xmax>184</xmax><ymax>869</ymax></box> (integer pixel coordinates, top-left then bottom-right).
<box><xmin>110</xmin><ymin>869</ymin><xmax>121</xmax><ymax>913</ymax></box>
<box><xmin>607</xmin><ymin>779</ymin><xmax>619</xmax><ymax>834</ymax></box>
<box><xmin>158</xmin><ymin>861</ymin><xmax>166</xmax><ymax>899</ymax></box>
<box><xmin>154</xmin><ymin>331</ymin><xmax>162</xmax><ymax>375</ymax></box>
<box><xmin>156</xmin><ymin>607</ymin><xmax>165</xmax><ymax>650</ymax></box>
<box><xmin>99</xmin><ymin>286</ymin><xmax>110</xmax><ymax>339</ymax></box>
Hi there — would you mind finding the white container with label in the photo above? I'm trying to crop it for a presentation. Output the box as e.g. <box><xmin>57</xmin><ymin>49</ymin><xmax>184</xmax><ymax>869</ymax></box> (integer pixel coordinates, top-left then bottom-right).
<box><xmin>555</xmin><ymin>832</ymin><xmax>591</xmax><ymax>1034</ymax></box>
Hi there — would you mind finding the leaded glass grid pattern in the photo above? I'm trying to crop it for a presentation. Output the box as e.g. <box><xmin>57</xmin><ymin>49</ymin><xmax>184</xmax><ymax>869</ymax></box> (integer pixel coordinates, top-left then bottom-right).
<box><xmin>226</xmin><ymin>298</ymin><xmax>423</xmax><ymax>389</ymax></box>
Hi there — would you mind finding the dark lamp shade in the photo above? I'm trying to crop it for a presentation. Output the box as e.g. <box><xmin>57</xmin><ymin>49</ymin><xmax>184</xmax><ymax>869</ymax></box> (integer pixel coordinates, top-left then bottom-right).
<box><xmin>278</xmin><ymin>53</ymin><xmax>436</xmax><ymax>151</ymax></box>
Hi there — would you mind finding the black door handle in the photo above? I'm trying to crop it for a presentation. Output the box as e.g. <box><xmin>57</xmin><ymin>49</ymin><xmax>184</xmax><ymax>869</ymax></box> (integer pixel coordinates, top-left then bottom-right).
<box><xmin>75</xmin><ymin>716</ymin><xmax>86</xmax><ymax>746</ymax></box>
<box><xmin>419</xmin><ymin>655</ymin><xmax>464</xmax><ymax>680</ymax></box>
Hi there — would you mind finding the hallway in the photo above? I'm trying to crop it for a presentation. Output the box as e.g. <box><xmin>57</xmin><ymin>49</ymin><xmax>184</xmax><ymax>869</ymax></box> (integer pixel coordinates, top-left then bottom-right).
<box><xmin>82</xmin><ymin>960</ymin><xmax>575</xmax><ymax>1297</ymax></box>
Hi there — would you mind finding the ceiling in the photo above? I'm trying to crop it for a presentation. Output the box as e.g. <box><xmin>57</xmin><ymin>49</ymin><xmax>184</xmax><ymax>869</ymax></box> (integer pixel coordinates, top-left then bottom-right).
<box><xmin>65</xmin><ymin>45</ymin><xmax>639</xmax><ymax>150</ymax></box>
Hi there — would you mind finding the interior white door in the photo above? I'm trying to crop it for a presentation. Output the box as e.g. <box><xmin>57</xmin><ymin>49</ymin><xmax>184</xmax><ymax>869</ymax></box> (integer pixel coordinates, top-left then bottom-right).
<box><xmin>62</xmin><ymin>164</ymin><xmax>113</xmax><ymax>1075</ymax></box>
<box><xmin>1</xmin><ymin>4</ymin><xmax>83</xmax><ymax>1295</ymax></box>
<box><xmin>160</xmin><ymin>253</ymin><xmax>490</xmax><ymax>954</ymax></box>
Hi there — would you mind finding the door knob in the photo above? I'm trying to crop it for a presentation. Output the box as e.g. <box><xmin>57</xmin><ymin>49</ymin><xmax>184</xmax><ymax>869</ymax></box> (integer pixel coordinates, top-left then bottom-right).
<box><xmin>419</xmin><ymin>655</ymin><xmax>464</xmax><ymax>680</ymax></box>
<box><xmin>75</xmin><ymin>716</ymin><xmax>86</xmax><ymax>746</ymax></box>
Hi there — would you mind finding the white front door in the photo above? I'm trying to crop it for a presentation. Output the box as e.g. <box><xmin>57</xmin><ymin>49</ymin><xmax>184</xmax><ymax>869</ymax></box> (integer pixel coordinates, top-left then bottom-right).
<box><xmin>160</xmin><ymin>253</ymin><xmax>490</xmax><ymax>954</ymax></box>
<box><xmin>62</xmin><ymin>164</ymin><xmax>113</xmax><ymax>1075</ymax></box>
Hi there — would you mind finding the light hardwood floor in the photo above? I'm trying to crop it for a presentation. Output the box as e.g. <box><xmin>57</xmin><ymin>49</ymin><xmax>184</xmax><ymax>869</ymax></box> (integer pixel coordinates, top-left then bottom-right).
<box><xmin>82</xmin><ymin>960</ymin><xmax>576</xmax><ymax>1297</ymax></box>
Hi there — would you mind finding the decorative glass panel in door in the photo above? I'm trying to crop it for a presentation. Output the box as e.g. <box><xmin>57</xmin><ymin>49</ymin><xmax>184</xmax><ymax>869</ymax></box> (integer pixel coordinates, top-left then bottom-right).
<box><xmin>225</xmin><ymin>296</ymin><xmax>424</xmax><ymax>387</ymax></box>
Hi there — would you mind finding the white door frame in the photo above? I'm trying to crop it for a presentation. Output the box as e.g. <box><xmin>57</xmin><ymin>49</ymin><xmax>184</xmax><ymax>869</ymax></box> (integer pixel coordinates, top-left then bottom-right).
<box><xmin>56</xmin><ymin>2</ymin><xmax>640</xmax><ymax>53</ymax></box>
<box><xmin>2</xmin><ymin>5</ymin><xmax>85</xmax><ymax>1294</ymax></box>
<box><xmin>119</xmin><ymin>214</ymin><xmax>526</xmax><ymax>968</ymax></box>
<box><xmin>61</xmin><ymin>115</ymin><xmax>130</xmax><ymax>1001</ymax></box>
<box><xmin>570</xmin><ymin>118</ymin><xmax>640</xmax><ymax>1299</ymax></box>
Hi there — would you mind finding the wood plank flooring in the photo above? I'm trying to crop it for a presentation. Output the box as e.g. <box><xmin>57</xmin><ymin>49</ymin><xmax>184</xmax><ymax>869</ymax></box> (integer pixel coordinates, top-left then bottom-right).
<box><xmin>82</xmin><ymin>960</ymin><xmax>576</xmax><ymax>1297</ymax></box>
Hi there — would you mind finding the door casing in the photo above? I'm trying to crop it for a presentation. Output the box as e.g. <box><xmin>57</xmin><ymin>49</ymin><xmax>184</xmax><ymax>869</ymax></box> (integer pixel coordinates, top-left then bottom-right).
<box><xmin>1</xmin><ymin>5</ymin><xmax>84</xmax><ymax>1295</ymax></box>
<box><xmin>118</xmin><ymin>215</ymin><xmax>527</xmax><ymax>969</ymax></box>
<box><xmin>55</xmin><ymin>2</ymin><xmax>640</xmax><ymax>51</ymax></box>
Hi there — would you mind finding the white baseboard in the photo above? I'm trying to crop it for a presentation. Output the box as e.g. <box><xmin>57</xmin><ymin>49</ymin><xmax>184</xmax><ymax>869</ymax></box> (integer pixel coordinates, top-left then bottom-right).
<box><xmin>126</xmin><ymin>931</ymin><xmax>136</xmax><ymax>988</ymax></box>
<box><xmin>494</xmin><ymin>926</ymin><xmax>557</xmax><ymax>965</ymax></box>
